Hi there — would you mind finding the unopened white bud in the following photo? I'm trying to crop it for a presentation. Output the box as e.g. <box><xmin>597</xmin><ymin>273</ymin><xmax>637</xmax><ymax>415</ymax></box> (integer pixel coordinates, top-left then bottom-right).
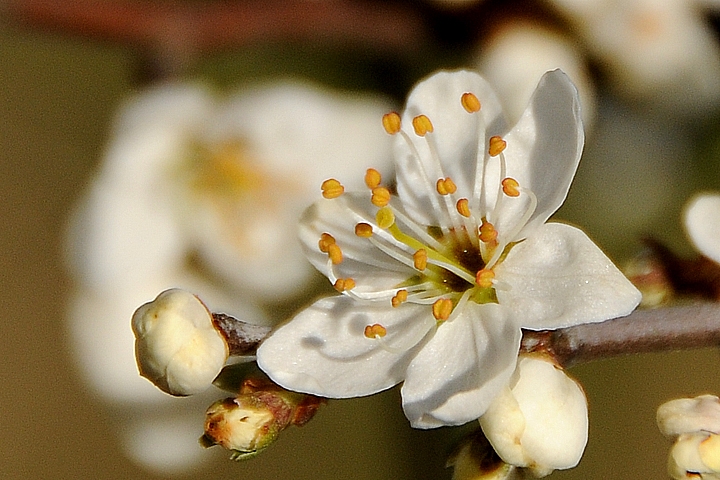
<box><xmin>132</xmin><ymin>288</ymin><xmax>229</xmax><ymax>396</ymax></box>
<box><xmin>480</xmin><ymin>355</ymin><xmax>588</xmax><ymax>477</ymax></box>
<box><xmin>658</xmin><ymin>395</ymin><xmax>720</xmax><ymax>437</ymax></box>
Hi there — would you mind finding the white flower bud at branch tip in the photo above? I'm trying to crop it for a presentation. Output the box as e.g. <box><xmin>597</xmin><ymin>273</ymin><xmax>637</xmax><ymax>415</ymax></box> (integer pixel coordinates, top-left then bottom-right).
<box><xmin>132</xmin><ymin>288</ymin><xmax>229</xmax><ymax>396</ymax></box>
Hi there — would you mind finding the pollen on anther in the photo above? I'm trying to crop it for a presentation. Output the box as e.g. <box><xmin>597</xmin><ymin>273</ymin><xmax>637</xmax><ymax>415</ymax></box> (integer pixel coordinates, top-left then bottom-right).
<box><xmin>436</xmin><ymin>177</ymin><xmax>457</xmax><ymax>196</ymax></box>
<box><xmin>502</xmin><ymin>177</ymin><xmax>520</xmax><ymax>197</ymax></box>
<box><xmin>327</xmin><ymin>243</ymin><xmax>343</xmax><ymax>265</ymax></box>
<box><xmin>476</xmin><ymin>269</ymin><xmax>495</xmax><ymax>288</ymax></box>
<box><xmin>365</xmin><ymin>168</ymin><xmax>382</xmax><ymax>189</ymax></box>
<box><xmin>479</xmin><ymin>221</ymin><xmax>498</xmax><ymax>243</ymax></box>
<box><xmin>382</xmin><ymin>112</ymin><xmax>401</xmax><ymax>135</ymax></box>
<box><xmin>371</xmin><ymin>187</ymin><xmax>391</xmax><ymax>207</ymax></box>
<box><xmin>412</xmin><ymin>115</ymin><xmax>434</xmax><ymax>136</ymax></box>
<box><xmin>456</xmin><ymin>198</ymin><xmax>471</xmax><ymax>217</ymax></box>
<box><xmin>391</xmin><ymin>289</ymin><xmax>408</xmax><ymax>308</ymax></box>
<box><xmin>432</xmin><ymin>298</ymin><xmax>453</xmax><ymax>321</ymax></box>
<box><xmin>318</xmin><ymin>233</ymin><xmax>336</xmax><ymax>253</ymax></box>
<box><xmin>321</xmin><ymin>178</ymin><xmax>344</xmax><ymax>199</ymax></box>
<box><xmin>355</xmin><ymin>223</ymin><xmax>373</xmax><ymax>237</ymax></box>
<box><xmin>413</xmin><ymin>249</ymin><xmax>428</xmax><ymax>271</ymax></box>
<box><xmin>461</xmin><ymin>92</ymin><xmax>481</xmax><ymax>113</ymax></box>
<box><xmin>488</xmin><ymin>136</ymin><xmax>507</xmax><ymax>157</ymax></box>
<box><xmin>334</xmin><ymin>278</ymin><xmax>356</xmax><ymax>292</ymax></box>
<box><xmin>364</xmin><ymin>323</ymin><xmax>387</xmax><ymax>338</ymax></box>
<box><xmin>376</xmin><ymin>207</ymin><xmax>395</xmax><ymax>229</ymax></box>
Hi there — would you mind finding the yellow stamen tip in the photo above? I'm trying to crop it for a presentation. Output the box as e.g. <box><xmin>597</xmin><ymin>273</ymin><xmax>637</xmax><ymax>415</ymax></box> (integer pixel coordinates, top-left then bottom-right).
<box><xmin>436</xmin><ymin>177</ymin><xmax>457</xmax><ymax>196</ymax></box>
<box><xmin>321</xmin><ymin>178</ymin><xmax>344</xmax><ymax>199</ymax></box>
<box><xmin>382</xmin><ymin>112</ymin><xmax>401</xmax><ymax>135</ymax></box>
<box><xmin>476</xmin><ymin>269</ymin><xmax>495</xmax><ymax>288</ymax></box>
<box><xmin>391</xmin><ymin>289</ymin><xmax>408</xmax><ymax>308</ymax></box>
<box><xmin>502</xmin><ymin>177</ymin><xmax>520</xmax><ymax>197</ymax></box>
<box><xmin>432</xmin><ymin>298</ymin><xmax>453</xmax><ymax>322</ymax></box>
<box><xmin>333</xmin><ymin>278</ymin><xmax>356</xmax><ymax>292</ymax></box>
<box><xmin>364</xmin><ymin>323</ymin><xmax>387</xmax><ymax>338</ymax></box>
<box><xmin>355</xmin><ymin>222</ymin><xmax>373</xmax><ymax>238</ymax></box>
<box><xmin>461</xmin><ymin>92</ymin><xmax>481</xmax><ymax>113</ymax></box>
<box><xmin>412</xmin><ymin>115</ymin><xmax>434</xmax><ymax>136</ymax></box>
<box><xmin>327</xmin><ymin>243</ymin><xmax>343</xmax><ymax>265</ymax></box>
<box><xmin>456</xmin><ymin>198</ymin><xmax>471</xmax><ymax>217</ymax></box>
<box><xmin>376</xmin><ymin>207</ymin><xmax>395</xmax><ymax>229</ymax></box>
<box><xmin>479</xmin><ymin>221</ymin><xmax>498</xmax><ymax>243</ymax></box>
<box><xmin>365</xmin><ymin>168</ymin><xmax>382</xmax><ymax>189</ymax></box>
<box><xmin>318</xmin><ymin>232</ymin><xmax>336</xmax><ymax>253</ymax></box>
<box><xmin>371</xmin><ymin>187</ymin><xmax>391</xmax><ymax>207</ymax></box>
<box><xmin>488</xmin><ymin>136</ymin><xmax>507</xmax><ymax>156</ymax></box>
<box><xmin>413</xmin><ymin>249</ymin><xmax>428</xmax><ymax>271</ymax></box>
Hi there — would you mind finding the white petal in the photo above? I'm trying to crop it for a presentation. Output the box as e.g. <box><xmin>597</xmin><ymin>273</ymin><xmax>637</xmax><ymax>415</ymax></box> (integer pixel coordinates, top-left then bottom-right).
<box><xmin>496</xmin><ymin>222</ymin><xmax>640</xmax><ymax>330</ymax></box>
<box><xmin>658</xmin><ymin>395</ymin><xmax>720</xmax><ymax>437</ymax></box>
<box><xmin>256</xmin><ymin>296</ymin><xmax>434</xmax><ymax>398</ymax></box>
<box><xmin>401</xmin><ymin>303</ymin><xmax>521</xmax><ymax>428</ymax></box>
<box><xmin>396</xmin><ymin>70</ymin><xmax>506</xmax><ymax>227</ymax></box>
<box><xmin>684</xmin><ymin>193</ymin><xmax>720</xmax><ymax>264</ymax></box>
<box><xmin>299</xmin><ymin>194</ymin><xmax>419</xmax><ymax>297</ymax></box>
<box><xmin>484</xmin><ymin>69</ymin><xmax>584</xmax><ymax>239</ymax></box>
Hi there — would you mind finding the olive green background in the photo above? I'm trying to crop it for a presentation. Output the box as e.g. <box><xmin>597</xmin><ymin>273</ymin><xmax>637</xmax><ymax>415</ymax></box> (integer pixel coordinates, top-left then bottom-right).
<box><xmin>1</xmin><ymin>19</ymin><xmax>717</xmax><ymax>480</ymax></box>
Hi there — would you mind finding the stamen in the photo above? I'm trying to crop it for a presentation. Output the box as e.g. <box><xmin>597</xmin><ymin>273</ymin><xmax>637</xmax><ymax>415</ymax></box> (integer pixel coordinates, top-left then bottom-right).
<box><xmin>333</xmin><ymin>278</ymin><xmax>356</xmax><ymax>292</ymax></box>
<box><xmin>475</xmin><ymin>269</ymin><xmax>495</xmax><ymax>288</ymax></box>
<box><xmin>456</xmin><ymin>198</ymin><xmax>471</xmax><ymax>217</ymax></box>
<box><xmin>382</xmin><ymin>112</ymin><xmax>401</xmax><ymax>135</ymax></box>
<box><xmin>488</xmin><ymin>136</ymin><xmax>507</xmax><ymax>157</ymax></box>
<box><xmin>479</xmin><ymin>220</ymin><xmax>498</xmax><ymax>243</ymax></box>
<box><xmin>327</xmin><ymin>243</ymin><xmax>343</xmax><ymax>265</ymax></box>
<box><xmin>355</xmin><ymin>223</ymin><xmax>373</xmax><ymax>237</ymax></box>
<box><xmin>502</xmin><ymin>178</ymin><xmax>520</xmax><ymax>197</ymax></box>
<box><xmin>376</xmin><ymin>207</ymin><xmax>395</xmax><ymax>229</ymax></box>
<box><xmin>371</xmin><ymin>187</ymin><xmax>391</xmax><ymax>207</ymax></box>
<box><xmin>391</xmin><ymin>289</ymin><xmax>408</xmax><ymax>307</ymax></box>
<box><xmin>318</xmin><ymin>233</ymin><xmax>336</xmax><ymax>253</ymax></box>
<box><xmin>365</xmin><ymin>168</ymin><xmax>382</xmax><ymax>189</ymax></box>
<box><xmin>436</xmin><ymin>177</ymin><xmax>457</xmax><ymax>195</ymax></box>
<box><xmin>364</xmin><ymin>324</ymin><xmax>387</xmax><ymax>338</ymax></box>
<box><xmin>413</xmin><ymin>249</ymin><xmax>428</xmax><ymax>271</ymax></box>
<box><xmin>321</xmin><ymin>178</ymin><xmax>344</xmax><ymax>199</ymax></box>
<box><xmin>412</xmin><ymin>115</ymin><xmax>434</xmax><ymax>136</ymax></box>
<box><xmin>432</xmin><ymin>298</ymin><xmax>453</xmax><ymax>322</ymax></box>
<box><xmin>461</xmin><ymin>92</ymin><xmax>481</xmax><ymax>113</ymax></box>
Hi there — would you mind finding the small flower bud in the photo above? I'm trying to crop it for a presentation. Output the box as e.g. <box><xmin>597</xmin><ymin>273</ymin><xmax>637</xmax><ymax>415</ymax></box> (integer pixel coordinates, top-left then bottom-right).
<box><xmin>132</xmin><ymin>288</ymin><xmax>229</xmax><ymax>396</ymax></box>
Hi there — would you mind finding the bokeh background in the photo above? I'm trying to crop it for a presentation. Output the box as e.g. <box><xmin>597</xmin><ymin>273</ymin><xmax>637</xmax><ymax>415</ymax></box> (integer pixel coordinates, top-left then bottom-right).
<box><xmin>2</xmin><ymin>1</ymin><xmax>720</xmax><ymax>478</ymax></box>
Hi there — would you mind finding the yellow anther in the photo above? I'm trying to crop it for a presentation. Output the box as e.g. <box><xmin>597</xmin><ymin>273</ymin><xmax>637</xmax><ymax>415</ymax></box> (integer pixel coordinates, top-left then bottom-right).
<box><xmin>413</xmin><ymin>249</ymin><xmax>428</xmax><ymax>271</ymax></box>
<box><xmin>488</xmin><ymin>136</ymin><xmax>507</xmax><ymax>156</ymax></box>
<box><xmin>364</xmin><ymin>323</ymin><xmax>387</xmax><ymax>338</ymax></box>
<box><xmin>333</xmin><ymin>278</ymin><xmax>356</xmax><ymax>292</ymax></box>
<box><xmin>391</xmin><ymin>289</ymin><xmax>408</xmax><ymax>308</ymax></box>
<box><xmin>461</xmin><ymin>92</ymin><xmax>481</xmax><ymax>113</ymax></box>
<box><xmin>365</xmin><ymin>168</ymin><xmax>382</xmax><ymax>189</ymax></box>
<box><xmin>436</xmin><ymin>177</ymin><xmax>457</xmax><ymax>196</ymax></box>
<box><xmin>321</xmin><ymin>178</ymin><xmax>344</xmax><ymax>199</ymax></box>
<box><xmin>318</xmin><ymin>232</ymin><xmax>336</xmax><ymax>253</ymax></box>
<box><xmin>371</xmin><ymin>187</ymin><xmax>391</xmax><ymax>207</ymax></box>
<box><xmin>412</xmin><ymin>115</ymin><xmax>434</xmax><ymax>136</ymax></box>
<box><xmin>479</xmin><ymin>221</ymin><xmax>498</xmax><ymax>243</ymax></box>
<box><xmin>376</xmin><ymin>207</ymin><xmax>395</xmax><ymax>229</ymax></box>
<box><xmin>456</xmin><ymin>198</ymin><xmax>471</xmax><ymax>217</ymax></box>
<box><xmin>382</xmin><ymin>112</ymin><xmax>401</xmax><ymax>135</ymax></box>
<box><xmin>476</xmin><ymin>269</ymin><xmax>495</xmax><ymax>288</ymax></box>
<box><xmin>327</xmin><ymin>243</ymin><xmax>343</xmax><ymax>265</ymax></box>
<box><xmin>502</xmin><ymin>177</ymin><xmax>520</xmax><ymax>197</ymax></box>
<box><xmin>432</xmin><ymin>298</ymin><xmax>453</xmax><ymax>322</ymax></box>
<box><xmin>355</xmin><ymin>222</ymin><xmax>373</xmax><ymax>237</ymax></box>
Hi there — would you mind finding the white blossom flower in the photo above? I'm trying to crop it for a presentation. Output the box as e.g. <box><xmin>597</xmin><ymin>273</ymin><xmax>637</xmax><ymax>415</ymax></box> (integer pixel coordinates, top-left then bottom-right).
<box><xmin>658</xmin><ymin>395</ymin><xmax>720</xmax><ymax>479</ymax></box>
<box><xmin>257</xmin><ymin>69</ymin><xmax>641</xmax><ymax>428</ymax></box>
<box><xmin>684</xmin><ymin>193</ymin><xmax>720</xmax><ymax>265</ymax></box>
<box><xmin>479</xmin><ymin>355</ymin><xmax>588</xmax><ymax>477</ymax></box>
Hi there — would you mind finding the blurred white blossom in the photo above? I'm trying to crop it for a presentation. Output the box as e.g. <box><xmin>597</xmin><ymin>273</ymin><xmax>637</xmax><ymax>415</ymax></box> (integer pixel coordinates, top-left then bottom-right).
<box><xmin>257</xmin><ymin>69</ymin><xmax>640</xmax><ymax>429</ymax></box>
<box><xmin>684</xmin><ymin>193</ymin><xmax>720</xmax><ymax>264</ymax></box>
